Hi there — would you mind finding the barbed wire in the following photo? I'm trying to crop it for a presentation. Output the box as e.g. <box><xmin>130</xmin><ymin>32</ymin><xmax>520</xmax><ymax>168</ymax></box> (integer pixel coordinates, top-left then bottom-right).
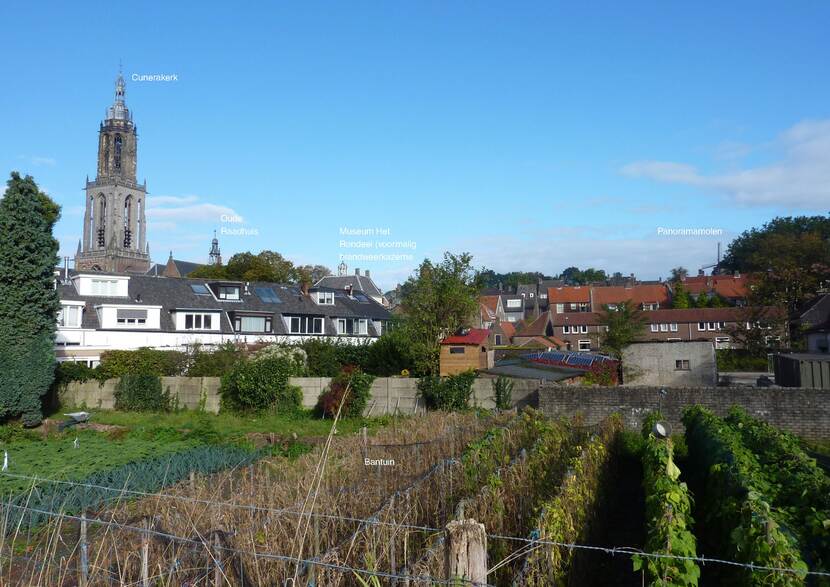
<box><xmin>1</xmin><ymin>502</ymin><xmax>494</xmax><ymax>586</ymax></box>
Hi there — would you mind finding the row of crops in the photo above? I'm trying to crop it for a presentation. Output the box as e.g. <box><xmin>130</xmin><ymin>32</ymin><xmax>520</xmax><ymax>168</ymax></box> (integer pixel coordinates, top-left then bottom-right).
<box><xmin>1</xmin><ymin>407</ymin><xmax>827</xmax><ymax>585</ymax></box>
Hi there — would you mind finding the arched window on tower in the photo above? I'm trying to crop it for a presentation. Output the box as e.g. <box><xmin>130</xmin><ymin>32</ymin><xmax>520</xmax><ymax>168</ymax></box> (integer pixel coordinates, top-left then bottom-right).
<box><xmin>123</xmin><ymin>196</ymin><xmax>132</xmax><ymax>248</ymax></box>
<box><xmin>136</xmin><ymin>199</ymin><xmax>142</xmax><ymax>249</ymax></box>
<box><xmin>88</xmin><ymin>197</ymin><xmax>95</xmax><ymax>249</ymax></box>
<box><xmin>102</xmin><ymin>136</ymin><xmax>110</xmax><ymax>174</ymax></box>
<box><xmin>114</xmin><ymin>135</ymin><xmax>122</xmax><ymax>170</ymax></box>
<box><xmin>97</xmin><ymin>195</ymin><xmax>106</xmax><ymax>248</ymax></box>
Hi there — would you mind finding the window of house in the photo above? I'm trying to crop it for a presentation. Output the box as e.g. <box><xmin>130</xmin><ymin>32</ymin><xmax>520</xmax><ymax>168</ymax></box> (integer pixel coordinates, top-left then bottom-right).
<box><xmin>91</xmin><ymin>279</ymin><xmax>119</xmax><ymax>296</ymax></box>
<box><xmin>495</xmin><ymin>334</ymin><xmax>502</xmax><ymax>345</ymax></box>
<box><xmin>606</xmin><ymin>304</ymin><xmax>618</xmax><ymax>311</ymax></box>
<box><xmin>287</xmin><ymin>315</ymin><xmax>323</xmax><ymax>334</ymax></box>
<box><xmin>555</xmin><ymin>303</ymin><xmax>564</xmax><ymax>313</ymax></box>
<box><xmin>316</xmin><ymin>291</ymin><xmax>335</xmax><ymax>305</ymax></box>
<box><xmin>697</xmin><ymin>322</ymin><xmax>706</xmax><ymax>331</ymax></box>
<box><xmin>183</xmin><ymin>313</ymin><xmax>214</xmax><ymax>330</ymax></box>
<box><xmin>650</xmin><ymin>324</ymin><xmax>658</xmax><ymax>333</ymax></box>
<box><xmin>190</xmin><ymin>283</ymin><xmax>210</xmax><ymax>295</ymax></box>
<box><xmin>235</xmin><ymin>315</ymin><xmax>272</xmax><ymax>333</ymax></box>
<box><xmin>715</xmin><ymin>336</ymin><xmax>730</xmax><ymax>349</ymax></box>
<box><xmin>670</xmin><ymin>323</ymin><xmax>678</xmax><ymax>332</ymax></box>
<box><xmin>218</xmin><ymin>285</ymin><xmax>240</xmax><ymax>300</ymax></box>
<box><xmin>116</xmin><ymin>309</ymin><xmax>147</xmax><ymax>325</ymax></box>
<box><xmin>562</xmin><ymin>325</ymin><xmax>571</xmax><ymax>334</ymax></box>
<box><xmin>529</xmin><ymin>293</ymin><xmax>535</xmax><ymax>298</ymax></box>
<box><xmin>449</xmin><ymin>347</ymin><xmax>465</xmax><ymax>354</ymax></box>
<box><xmin>578</xmin><ymin>340</ymin><xmax>591</xmax><ymax>351</ymax></box>
<box><xmin>579</xmin><ymin>302</ymin><xmax>589</xmax><ymax>312</ymax></box>
<box><xmin>579</xmin><ymin>325</ymin><xmax>588</xmax><ymax>334</ymax></box>
<box><xmin>718</xmin><ymin>321</ymin><xmax>726</xmax><ymax>330</ymax></box>
<box><xmin>337</xmin><ymin>318</ymin><xmax>368</xmax><ymax>335</ymax></box>
<box><xmin>660</xmin><ymin>323</ymin><xmax>668</xmax><ymax>332</ymax></box>
<box><xmin>675</xmin><ymin>359</ymin><xmax>691</xmax><ymax>370</ymax></box>
<box><xmin>707</xmin><ymin>322</ymin><xmax>717</xmax><ymax>331</ymax></box>
<box><xmin>540</xmin><ymin>293</ymin><xmax>548</xmax><ymax>300</ymax></box>
<box><xmin>506</xmin><ymin>299</ymin><xmax>522</xmax><ymax>309</ymax></box>
<box><xmin>57</xmin><ymin>305</ymin><xmax>82</xmax><ymax>328</ymax></box>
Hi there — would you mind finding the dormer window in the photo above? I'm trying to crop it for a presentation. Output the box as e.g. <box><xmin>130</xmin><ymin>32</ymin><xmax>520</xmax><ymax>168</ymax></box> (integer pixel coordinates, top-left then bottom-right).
<box><xmin>57</xmin><ymin>305</ymin><xmax>82</xmax><ymax>328</ymax></box>
<box><xmin>234</xmin><ymin>314</ymin><xmax>272</xmax><ymax>333</ymax></box>
<box><xmin>316</xmin><ymin>291</ymin><xmax>335</xmax><ymax>305</ymax></box>
<box><xmin>91</xmin><ymin>279</ymin><xmax>120</xmax><ymax>296</ymax></box>
<box><xmin>117</xmin><ymin>309</ymin><xmax>147</xmax><ymax>325</ymax></box>
<box><xmin>217</xmin><ymin>285</ymin><xmax>240</xmax><ymax>300</ymax></box>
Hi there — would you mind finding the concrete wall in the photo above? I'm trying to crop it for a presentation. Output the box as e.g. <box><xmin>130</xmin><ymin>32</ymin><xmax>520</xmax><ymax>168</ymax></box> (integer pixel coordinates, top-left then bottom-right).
<box><xmin>60</xmin><ymin>376</ymin><xmax>544</xmax><ymax>415</ymax></box>
<box><xmin>622</xmin><ymin>341</ymin><xmax>716</xmax><ymax>387</ymax></box>
<box><xmin>537</xmin><ymin>385</ymin><xmax>830</xmax><ymax>440</ymax></box>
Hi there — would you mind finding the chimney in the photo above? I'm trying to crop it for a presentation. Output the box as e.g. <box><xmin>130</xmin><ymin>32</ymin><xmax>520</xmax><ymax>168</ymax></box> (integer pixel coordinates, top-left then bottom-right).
<box><xmin>301</xmin><ymin>282</ymin><xmax>309</xmax><ymax>296</ymax></box>
<box><xmin>63</xmin><ymin>256</ymin><xmax>69</xmax><ymax>283</ymax></box>
<box><xmin>698</xmin><ymin>269</ymin><xmax>705</xmax><ymax>277</ymax></box>
<box><xmin>345</xmin><ymin>284</ymin><xmax>353</xmax><ymax>297</ymax></box>
<box><xmin>365</xmin><ymin>269</ymin><xmax>370</xmax><ymax>278</ymax></box>
<box><xmin>355</xmin><ymin>268</ymin><xmax>361</xmax><ymax>276</ymax></box>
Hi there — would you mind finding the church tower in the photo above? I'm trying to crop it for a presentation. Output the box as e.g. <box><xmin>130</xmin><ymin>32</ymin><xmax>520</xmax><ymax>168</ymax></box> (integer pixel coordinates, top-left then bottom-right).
<box><xmin>75</xmin><ymin>72</ymin><xmax>150</xmax><ymax>273</ymax></box>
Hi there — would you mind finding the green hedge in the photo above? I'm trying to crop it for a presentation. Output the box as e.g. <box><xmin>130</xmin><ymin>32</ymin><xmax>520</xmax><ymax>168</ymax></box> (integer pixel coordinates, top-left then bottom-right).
<box><xmin>114</xmin><ymin>374</ymin><xmax>171</xmax><ymax>412</ymax></box>
<box><xmin>682</xmin><ymin>406</ymin><xmax>807</xmax><ymax>585</ymax></box>
<box><xmin>636</xmin><ymin>419</ymin><xmax>700</xmax><ymax>586</ymax></box>
<box><xmin>98</xmin><ymin>348</ymin><xmax>188</xmax><ymax>379</ymax></box>
<box><xmin>219</xmin><ymin>355</ymin><xmax>303</xmax><ymax>413</ymax></box>
<box><xmin>417</xmin><ymin>370</ymin><xmax>477</xmax><ymax>411</ymax></box>
<box><xmin>716</xmin><ymin>349</ymin><xmax>769</xmax><ymax>372</ymax></box>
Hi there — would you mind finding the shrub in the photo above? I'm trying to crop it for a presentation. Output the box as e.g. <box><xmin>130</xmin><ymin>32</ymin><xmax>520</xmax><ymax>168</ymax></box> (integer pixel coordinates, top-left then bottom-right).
<box><xmin>716</xmin><ymin>349</ymin><xmax>769</xmax><ymax>372</ymax></box>
<box><xmin>364</xmin><ymin>331</ymin><xmax>416</xmax><ymax>376</ymax></box>
<box><xmin>114</xmin><ymin>374</ymin><xmax>170</xmax><ymax>412</ymax></box>
<box><xmin>186</xmin><ymin>342</ymin><xmax>247</xmax><ymax>377</ymax></box>
<box><xmin>54</xmin><ymin>361</ymin><xmax>96</xmax><ymax>387</ymax></box>
<box><xmin>300</xmin><ymin>339</ymin><xmax>372</xmax><ymax>376</ymax></box>
<box><xmin>492</xmin><ymin>376</ymin><xmax>514</xmax><ymax>410</ymax></box>
<box><xmin>417</xmin><ymin>370</ymin><xmax>476</xmax><ymax>411</ymax></box>
<box><xmin>98</xmin><ymin>348</ymin><xmax>187</xmax><ymax>379</ymax></box>
<box><xmin>316</xmin><ymin>365</ymin><xmax>376</xmax><ymax>418</ymax></box>
<box><xmin>219</xmin><ymin>355</ymin><xmax>303</xmax><ymax>413</ymax></box>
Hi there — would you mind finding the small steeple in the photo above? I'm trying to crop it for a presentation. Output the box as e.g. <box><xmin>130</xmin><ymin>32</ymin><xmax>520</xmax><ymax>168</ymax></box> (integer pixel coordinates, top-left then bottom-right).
<box><xmin>106</xmin><ymin>67</ymin><xmax>131</xmax><ymax>121</ymax></box>
<box><xmin>337</xmin><ymin>261</ymin><xmax>348</xmax><ymax>276</ymax></box>
<box><xmin>208</xmin><ymin>230</ymin><xmax>222</xmax><ymax>265</ymax></box>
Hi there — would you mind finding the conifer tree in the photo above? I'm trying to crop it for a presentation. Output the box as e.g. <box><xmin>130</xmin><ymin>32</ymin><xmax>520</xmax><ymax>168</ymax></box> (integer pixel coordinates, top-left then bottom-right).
<box><xmin>0</xmin><ymin>172</ymin><xmax>61</xmax><ymax>426</ymax></box>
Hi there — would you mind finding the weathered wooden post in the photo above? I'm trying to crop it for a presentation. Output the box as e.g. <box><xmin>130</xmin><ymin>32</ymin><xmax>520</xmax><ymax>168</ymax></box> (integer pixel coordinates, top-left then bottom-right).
<box><xmin>141</xmin><ymin>520</ymin><xmax>150</xmax><ymax>587</ymax></box>
<box><xmin>79</xmin><ymin>512</ymin><xmax>89</xmax><ymax>587</ymax></box>
<box><xmin>444</xmin><ymin>519</ymin><xmax>487</xmax><ymax>585</ymax></box>
<box><xmin>213</xmin><ymin>533</ymin><xmax>223</xmax><ymax>587</ymax></box>
<box><xmin>189</xmin><ymin>470</ymin><xmax>196</xmax><ymax>492</ymax></box>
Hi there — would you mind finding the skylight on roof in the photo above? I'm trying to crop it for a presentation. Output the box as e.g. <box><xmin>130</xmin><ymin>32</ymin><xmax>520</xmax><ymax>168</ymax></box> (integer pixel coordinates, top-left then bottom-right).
<box><xmin>255</xmin><ymin>287</ymin><xmax>282</xmax><ymax>304</ymax></box>
<box><xmin>190</xmin><ymin>283</ymin><xmax>210</xmax><ymax>295</ymax></box>
<box><xmin>353</xmin><ymin>293</ymin><xmax>370</xmax><ymax>303</ymax></box>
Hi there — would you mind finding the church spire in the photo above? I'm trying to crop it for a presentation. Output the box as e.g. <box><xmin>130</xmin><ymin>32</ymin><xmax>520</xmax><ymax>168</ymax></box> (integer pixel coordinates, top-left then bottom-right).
<box><xmin>106</xmin><ymin>69</ymin><xmax>131</xmax><ymax>122</ymax></box>
<box><xmin>208</xmin><ymin>230</ymin><xmax>222</xmax><ymax>265</ymax></box>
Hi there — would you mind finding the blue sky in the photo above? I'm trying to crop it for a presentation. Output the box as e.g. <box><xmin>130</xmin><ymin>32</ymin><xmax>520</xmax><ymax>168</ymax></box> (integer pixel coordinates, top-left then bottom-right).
<box><xmin>2</xmin><ymin>1</ymin><xmax>829</xmax><ymax>290</ymax></box>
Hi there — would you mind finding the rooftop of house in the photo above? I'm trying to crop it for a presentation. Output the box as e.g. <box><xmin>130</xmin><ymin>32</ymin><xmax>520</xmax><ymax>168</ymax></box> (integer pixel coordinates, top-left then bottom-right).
<box><xmin>441</xmin><ymin>328</ymin><xmax>491</xmax><ymax>345</ymax></box>
<box><xmin>315</xmin><ymin>269</ymin><xmax>384</xmax><ymax>298</ymax></box>
<box><xmin>680</xmin><ymin>273</ymin><xmax>752</xmax><ymax>298</ymax></box>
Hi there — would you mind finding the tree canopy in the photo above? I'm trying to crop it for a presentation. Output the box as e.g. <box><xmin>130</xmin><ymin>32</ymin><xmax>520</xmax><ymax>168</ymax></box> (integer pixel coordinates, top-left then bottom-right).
<box><xmin>398</xmin><ymin>252</ymin><xmax>483</xmax><ymax>374</ymax></box>
<box><xmin>0</xmin><ymin>173</ymin><xmax>61</xmax><ymax>425</ymax></box>
<box><xmin>598</xmin><ymin>300</ymin><xmax>647</xmax><ymax>359</ymax></box>
<box><xmin>188</xmin><ymin>250</ymin><xmax>330</xmax><ymax>284</ymax></box>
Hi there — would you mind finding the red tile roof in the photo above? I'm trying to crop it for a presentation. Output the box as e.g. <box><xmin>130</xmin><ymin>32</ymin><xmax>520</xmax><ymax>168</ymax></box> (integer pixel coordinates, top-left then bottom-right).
<box><xmin>499</xmin><ymin>321</ymin><xmax>516</xmax><ymax>337</ymax></box>
<box><xmin>441</xmin><ymin>328</ymin><xmax>490</xmax><ymax>345</ymax></box>
<box><xmin>591</xmin><ymin>284</ymin><xmax>670</xmax><ymax>307</ymax></box>
<box><xmin>516</xmin><ymin>336</ymin><xmax>566</xmax><ymax>349</ymax></box>
<box><xmin>480</xmin><ymin>295</ymin><xmax>500</xmax><ymax>313</ymax></box>
<box><xmin>547</xmin><ymin>287</ymin><xmax>591</xmax><ymax>304</ymax></box>
<box><xmin>681</xmin><ymin>274</ymin><xmax>752</xmax><ymax>299</ymax></box>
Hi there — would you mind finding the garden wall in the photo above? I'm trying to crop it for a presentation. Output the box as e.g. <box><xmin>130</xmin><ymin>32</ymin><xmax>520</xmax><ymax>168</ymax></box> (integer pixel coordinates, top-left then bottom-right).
<box><xmin>60</xmin><ymin>376</ymin><xmax>543</xmax><ymax>415</ymax></box>
<box><xmin>537</xmin><ymin>385</ymin><xmax>830</xmax><ymax>440</ymax></box>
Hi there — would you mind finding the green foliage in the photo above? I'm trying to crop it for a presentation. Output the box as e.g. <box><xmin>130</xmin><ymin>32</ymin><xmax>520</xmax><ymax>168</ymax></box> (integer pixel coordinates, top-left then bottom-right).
<box><xmin>634</xmin><ymin>422</ymin><xmax>700</xmax><ymax>586</ymax></box>
<box><xmin>725</xmin><ymin>407</ymin><xmax>830</xmax><ymax>573</ymax></box>
<box><xmin>479</xmin><ymin>270</ymin><xmax>553</xmax><ymax>290</ymax></box>
<box><xmin>186</xmin><ymin>342</ymin><xmax>247</xmax><ymax>377</ymax></box>
<box><xmin>364</xmin><ymin>328</ymin><xmax>417</xmax><ymax>376</ymax></box>
<box><xmin>316</xmin><ymin>366</ymin><xmax>376</xmax><ymax>418</ymax></box>
<box><xmin>399</xmin><ymin>252</ymin><xmax>483</xmax><ymax>375</ymax></box>
<box><xmin>98</xmin><ymin>348</ymin><xmax>187</xmax><ymax>379</ymax></box>
<box><xmin>671</xmin><ymin>281</ymin><xmax>692</xmax><ymax>309</ymax></box>
<box><xmin>523</xmin><ymin>416</ymin><xmax>622</xmax><ymax>585</ymax></box>
<box><xmin>417</xmin><ymin>370</ymin><xmax>477</xmax><ymax>411</ymax></box>
<box><xmin>300</xmin><ymin>338</ymin><xmax>370</xmax><ymax>376</ymax></box>
<box><xmin>716</xmin><ymin>349</ymin><xmax>770</xmax><ymax>372</ymax></box>
<box><xmin>0</xmin><ymin>173</ymin><xmax>61</xmax><ymax>426</ymax></box>
<box><xmin>189</xmin><ymin>249</ymin><xmax>299</xmax><ymax>283</ymax></box>
<box><xmin>54</xmin><ymin>361</ymin><xmax>96</xmax><ymax>387</ymax></box>
<box><xmin>682</xmin><ymin>406</ymin><xmax>808</xmax><ymax>585</ymax></box>
<box><xmin>492</xmin><ymin>376</ymin><xmax>514</xmax><ymax>410</ymax></box>
<box><xmin>114</xmin><ymin>374</ymin><xmax>170</xmax><ymax>412</ymax></box>
<box><xmin>559</xmin><ymin>266</ymin><xmax>608</xmax><ymax>285</ymax></box>
<box><xmin>599</xmin><ymin>299</ymin><xmax>647</xmax><ymax>359</ymax></box>
<box><xmin>220</xmin><ymin>355</ymin><xmax>303</xmax><ymax>413</ymax></box>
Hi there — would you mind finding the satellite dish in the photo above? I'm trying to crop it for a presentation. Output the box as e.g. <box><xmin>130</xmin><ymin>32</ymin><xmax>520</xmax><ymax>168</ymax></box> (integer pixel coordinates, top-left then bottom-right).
<box><xmin>652</xmin><ymin>420</ymin><xmax>672</xmax><ymax>439</ymax></box>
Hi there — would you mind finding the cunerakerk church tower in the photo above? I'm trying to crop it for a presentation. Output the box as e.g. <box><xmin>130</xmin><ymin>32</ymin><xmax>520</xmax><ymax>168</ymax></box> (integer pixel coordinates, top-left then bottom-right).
<box><xmin>75</xmin><ymin>72</ymin><xmax>150</xmax><ymax>272</ymax></box>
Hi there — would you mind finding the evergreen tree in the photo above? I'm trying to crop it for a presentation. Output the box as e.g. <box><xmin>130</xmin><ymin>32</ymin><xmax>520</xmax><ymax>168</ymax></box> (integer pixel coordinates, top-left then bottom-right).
<box><xmin>671</xmin><ymin>281</ymin><xmax>692</xmax><ymax>309</ymax></box>
<box><xmin>598</xmin><ymin>300</ymin><xmax>647</xmax><ymax>359</ymax></box>
<box><xmin>695</xmin><ymin>293</ymin><xmax>711</xmax><ymax>308</ymax></box>
<box><xmin>0</xmin><ymin>173</ymin><xmax>61</xmax><ymax>426</ymax></box>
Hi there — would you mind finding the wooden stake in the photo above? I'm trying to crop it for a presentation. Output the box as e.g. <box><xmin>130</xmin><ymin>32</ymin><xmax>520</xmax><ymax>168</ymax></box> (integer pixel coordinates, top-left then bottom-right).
<box><xmin>79</xmin><ymin>512</ymin><xmax>88</xmax><ymax>587</ymax></box>
<box><xmin>214</xmin><ymin>533</ymin><xmax>222</xmax><ymax>587</ymax></box>
<box><xmin>189</xmin><ymin>470</ymin><xmax>196</xmax><ymax>492</ymax></box>
<box><xmin>444</xmin><ymin>519</ymin><xmax>487</xmax><ymax>584</ymax></box>
<box><xmin>141</xmin><ymin>521</ymin><xmax>150</xmax><ymax>587</ymax></box>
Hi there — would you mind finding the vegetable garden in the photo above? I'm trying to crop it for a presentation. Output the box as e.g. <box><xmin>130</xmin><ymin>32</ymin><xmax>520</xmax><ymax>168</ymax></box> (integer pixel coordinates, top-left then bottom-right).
<box><xmin>0</xmin><ymin>405</ymin><xmax>827</xmax><ymax>585</ymax></box>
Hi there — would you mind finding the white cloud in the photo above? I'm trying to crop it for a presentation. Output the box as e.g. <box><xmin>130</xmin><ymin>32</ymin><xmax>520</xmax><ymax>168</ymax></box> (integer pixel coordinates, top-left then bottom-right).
<box><xmin>621</xmin><ymin>119</ymin><xmax>830</xmax><ymax>209</ymax></box>
<box><xmin>146</xmin><ymin>194</ymin><xmax>238</xmax><ymax>222</ymax></box>
<box><xmin>18</xmin><ymin>155</ymin><xmax>57</xmax><ymax>167</ymax></box>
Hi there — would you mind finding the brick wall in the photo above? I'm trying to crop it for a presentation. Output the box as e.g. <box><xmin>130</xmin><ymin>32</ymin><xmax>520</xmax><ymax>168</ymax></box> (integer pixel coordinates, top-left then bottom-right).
<box><xmin>537</xmin><ymin>385</ymin><xmax>830</xmax><ymax>440</ymax></box>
